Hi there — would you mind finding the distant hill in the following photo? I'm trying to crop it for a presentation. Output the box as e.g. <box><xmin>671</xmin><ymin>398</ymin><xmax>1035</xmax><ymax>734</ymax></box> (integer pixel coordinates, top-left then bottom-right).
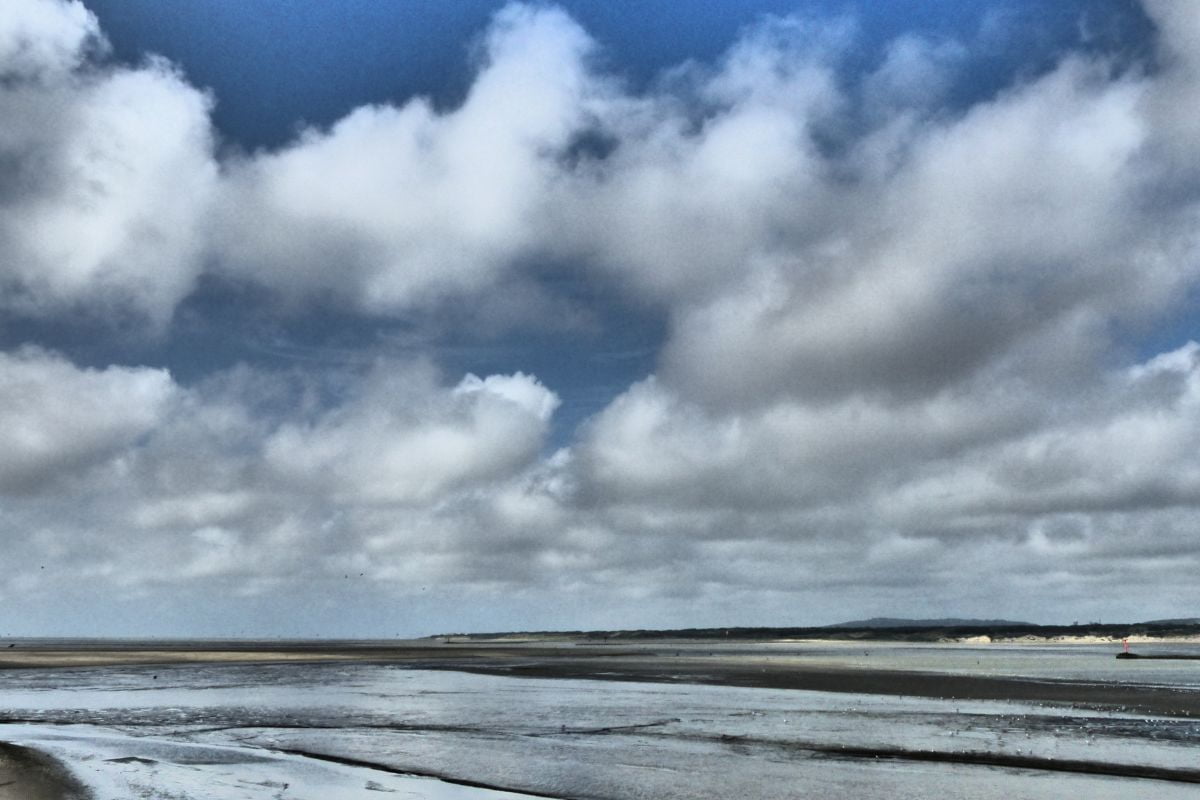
<box><xmin>827</xmin><ymin>617</ymin><xmax>1032</xmax><ymax>629</ymax></box>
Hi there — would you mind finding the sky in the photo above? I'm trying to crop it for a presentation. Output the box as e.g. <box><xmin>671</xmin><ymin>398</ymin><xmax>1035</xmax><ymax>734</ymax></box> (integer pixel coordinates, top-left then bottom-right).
<box><xmin>1</xmin><ymin>0</ymin><xmax>1199</xmax><ymax>637</ymax></box>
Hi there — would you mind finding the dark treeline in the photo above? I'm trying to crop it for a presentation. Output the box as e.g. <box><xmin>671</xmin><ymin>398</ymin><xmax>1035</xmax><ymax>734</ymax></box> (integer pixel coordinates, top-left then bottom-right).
<box><xmin>436</xmin><ymin>618</ymin><xmax>1200</xmax><ymax>642</ymax></box>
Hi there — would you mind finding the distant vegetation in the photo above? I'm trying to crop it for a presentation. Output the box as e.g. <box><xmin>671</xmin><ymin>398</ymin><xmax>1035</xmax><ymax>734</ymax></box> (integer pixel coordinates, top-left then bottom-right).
<box><xmin>826</xmin><ymin>618</ymin><xmax>1032</xmax><ymax>629</ymax></box>
<box><xmin>435</xmin><ymin>618</ymin><xmax>1200</xmax><ymax>642</ymax></box>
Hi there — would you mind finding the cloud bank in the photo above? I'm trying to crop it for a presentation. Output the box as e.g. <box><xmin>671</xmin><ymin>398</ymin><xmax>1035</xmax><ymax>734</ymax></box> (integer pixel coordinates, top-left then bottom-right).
<box><xmin>2</xmin><ymin>0</ymin><xmax>1200</xmax><ymax>633</ymax></box>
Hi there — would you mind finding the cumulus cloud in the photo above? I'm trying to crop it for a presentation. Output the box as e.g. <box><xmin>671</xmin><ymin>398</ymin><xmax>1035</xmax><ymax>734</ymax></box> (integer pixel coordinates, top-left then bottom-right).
<box><xmin>578</xmin><ymin>33</ymin><xmax>1182</xmax><ymax>411</ymax></box>
<box><xmin>563</xmin><ymin>338</ymin><xmax>1200</xmax><ymax>620</ymax></box>
<box><xmin>0</xmin><ymin>0</ymin><xmax>98</xmax><ymax>78</ymax></box>
<box><xmin>545</xmin><ymin>15</ymin><xmax>849</xmax><ymax>305</ymax></box>
<box><xmin>0</xmin><ymin>0</ymin><xmax>216</xmax><ymax>325</ymax></box>
<box><xmin>0</xmin><ymin>348</ymin><xmax>175</xmax><ymax>492</ymax></box>
<box><xmin>881</xmin><ymin>342</ymin><xmax>1200</xmax><ymax>521</ymax></box>
<box><xmin>265</xmin><ymin>363</ymin><xmax>558</xmax><ymax>504</ymax></box>
<box><xmin>1140</xmin><ymin>0</ymin><xmax>1200</xmax><ymax>170</ymax></box>
<box><xmin>861</xmin><ymin>35</ymin><xmax>967</xmax><ymax>117</ymax></box>
<box><xmin>0</xmin><ymin>355</ymin><xmax>563</xmax><ymax>615</ymax></box>
<box><xmin>551</xmin><ymin>0</ymin><xmax>1200</xmax><ymax>621</ymax></box>
<box><xmin>2</xmin><ymin>0</ymin><xmax>1196</xmax><ymax>347</ymax></box>
<box><xmin>212</xmin><ymin>4</ymin><xmax>599</xmax><ymax>312</ymax></box>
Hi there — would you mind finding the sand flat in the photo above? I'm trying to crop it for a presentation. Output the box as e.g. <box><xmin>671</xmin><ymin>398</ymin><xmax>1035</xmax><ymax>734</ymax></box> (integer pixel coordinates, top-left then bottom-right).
<box><xmin>0</xmin><ymin>649</ymin><xmax>360</xmax><ymax>668</ymax></box>
<box><xmin>5</xmin><ymin>657</ymin><xmax>1200</xmax><ymax>800</ymax></box>
<box><xmin>4</xmin><ymin>638</ymin><xmax>1200</xmax><ymax>716</ymax></box>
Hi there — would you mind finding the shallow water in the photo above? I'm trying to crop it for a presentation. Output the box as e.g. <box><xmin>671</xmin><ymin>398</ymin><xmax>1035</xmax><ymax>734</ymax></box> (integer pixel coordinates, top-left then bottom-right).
<box><xmin>752</xmin><ymin>640</ymin><xmax>1200</xmax><ymax>687</ymax></box>
<box><xmin>1</xmin><ymin>645</ymin><xmax>1199</xmax><ymax>798</ymax></box>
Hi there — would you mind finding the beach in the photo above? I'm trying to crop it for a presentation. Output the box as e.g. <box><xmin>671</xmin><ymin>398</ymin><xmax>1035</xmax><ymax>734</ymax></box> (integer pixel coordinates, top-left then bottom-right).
<box><xmin>6</xmin><ymin>637</ymin><xmax>1199</xmax><ymax>715</ymax></box>
<box><xmin>3</xmin><ymin>638</ymin><xmax>1200</xmax><ymax>798</ymax></box>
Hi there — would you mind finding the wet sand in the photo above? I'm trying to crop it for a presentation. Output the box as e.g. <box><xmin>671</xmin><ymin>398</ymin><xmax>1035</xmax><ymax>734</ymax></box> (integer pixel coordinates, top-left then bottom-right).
<box><xmin>0</xmin><ymin>743</ymin><xmax>87</xmax><ymax>800</ymax></box>
<box><xmin>424</xmin><ymin>650</ymin><xmax>1200</xmax><ymax>718</ymax></box>
<box><xmin>5</xmin><ymin>642</ymin><xmax>1200</xmax><ymax>795</ymax></box>
<box><xmin>4</xmin><ymin>638</ymin><xmax>1200</xmax><ymax>718</ymax></box>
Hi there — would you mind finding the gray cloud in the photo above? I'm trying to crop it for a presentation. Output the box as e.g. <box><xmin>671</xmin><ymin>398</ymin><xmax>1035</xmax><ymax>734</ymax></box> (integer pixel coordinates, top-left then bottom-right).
<box><xmin>264</xmin><ymin>364</ymin><xmax>559</xmax><ymax>504</ymax></box>
<box><xmin>0</xmin><ymin>356</ymin><xmax>565</xmax><ymax>616</ymax></box>
<box><xmin>0</xmin><ymin>347</ymin><xmax>175</xmax><ymax>492</ymax></box>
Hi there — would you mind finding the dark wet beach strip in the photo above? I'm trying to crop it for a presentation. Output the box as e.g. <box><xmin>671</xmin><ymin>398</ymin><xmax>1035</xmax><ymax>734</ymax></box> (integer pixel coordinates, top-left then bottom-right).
<box><xmin>0</xmin><ymin>742</ymin><xmax>88</xmax><ymax>800</ymax></box>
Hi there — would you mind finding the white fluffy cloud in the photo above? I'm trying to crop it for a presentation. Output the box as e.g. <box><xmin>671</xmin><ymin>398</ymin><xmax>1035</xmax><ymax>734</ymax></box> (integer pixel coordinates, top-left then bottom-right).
<box><xmin>568</xmin><ymin>30</ymin><xmax>1184</xmax><ymax>412</ymax></box>
<box><xmin>212</xmin><ymin>4</ymin><xmax>598</xmax><ymax>312</ymax></box>
<box><xmin>6</xmin><ymin>0</ymin><xmax>1193</xmax><ymax>348</ymax></box>
<box><xmin>265</xmin><ymin>364</ymin><xmax>558</xmax><ymax>503</ymax></box>
<box><xmin>545</xmin><ymin>16</ymin><xmax>849</xmax><ymax>305</ymax></box>
<box><xmin>0</xmin><ymin>0</ymin><xmax>216</xmax><ymax>324</ymax></box>
<box><xmin>0</xmin><ymin>0</ymin><xmax>97</xmax><ymax>78</ymax></box>
<box><xmin>0</xmin><ymin>348</ymin><xmax>175</xmax><ymax>492</ymax></box>
<box><xmin>553</xmin><ymin>1</ymin><xmax>1200</xmax><ymax>623</ymax></box>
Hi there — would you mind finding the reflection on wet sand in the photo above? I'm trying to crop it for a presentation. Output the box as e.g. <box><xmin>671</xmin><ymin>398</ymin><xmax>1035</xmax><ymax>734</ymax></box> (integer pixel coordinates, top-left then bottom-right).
<box><xmin>3</xmin><ymin>639</ymin><xmax>1200</xmax><ymax>798</ymax></box>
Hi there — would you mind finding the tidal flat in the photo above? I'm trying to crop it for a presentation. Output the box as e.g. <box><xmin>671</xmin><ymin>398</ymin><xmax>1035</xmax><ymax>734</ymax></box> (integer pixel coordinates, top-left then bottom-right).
<box><xmin>2</xmin><ymin>639</ymin><xmax>1200</xmax><ymax>798</ymax></box>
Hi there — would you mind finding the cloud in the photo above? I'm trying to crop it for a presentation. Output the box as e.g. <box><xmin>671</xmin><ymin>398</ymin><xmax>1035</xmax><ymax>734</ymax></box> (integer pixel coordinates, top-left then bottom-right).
<box><xmin>264</xmin><ymin>363</ymin><xmax>559</xmax><ymax>504</ymax></box>
<box><xmin>211</xmin><ymin>4</ymin><xmax>599</xmax><ymax>313</ymax></box>
<box><xmin>880</xmin><ymin>342</ymin><xmax>1200</xmax><ymax>521</ymax></box>
<box><xmin>0</xmin><ymin>0</ymin><xmax>216</xmax><ymax>326</ymax></box>
<box><xmin>4</xmin><ymin>338</ymin><xmax>1199</xmax><ymax>630</ymax></box>
<box><xmin>6</xmin><ymin>1</ymin><xmax>1200</xmax><ymax>631</ymax></box>
<box><xmin>0</xmin><ymin>347</ymin><xmax>175</xmax><ymax>492</ymax></box>
<box><xmin>586</xmin><ymin>37</ymin><xmax>1180</xmax><ymax>411</ymax></box>
<box><xmin>544</xmin><ymin>15</ymin><xmax>849</xmax><ymax>306</ymax></box>
<box><xmin>2</xmin><ymin>0</ymin><xmax>1196</xmax><ymax>346</ymax></box>
<box><xmin>1140</xmin><ymin>0</ymin><xmax>1200</xmax><ymax>170</ymax></box>
<box><xmin>550</xmin><ymin>1</ymin><xmax>1200</xmax><ymax>621</ymax></box>
<box><xmin>564</xmin><ymin>339</ymin><xmax>1200</xmax><ymax>619</ymax></box>
<box><xmin>861</xmin><ymin>35</ymin><xmax>967</xmax><ymax>117</ymax></box>
<box><xmin>0</xmin><ymin>355</ymin><xmax>563</xmax><ymax>615</ymax></box>
<box><xmin>0</xmin><ymin>0</ymin><xmax>98</xmax><ymax>78</ymax></box>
